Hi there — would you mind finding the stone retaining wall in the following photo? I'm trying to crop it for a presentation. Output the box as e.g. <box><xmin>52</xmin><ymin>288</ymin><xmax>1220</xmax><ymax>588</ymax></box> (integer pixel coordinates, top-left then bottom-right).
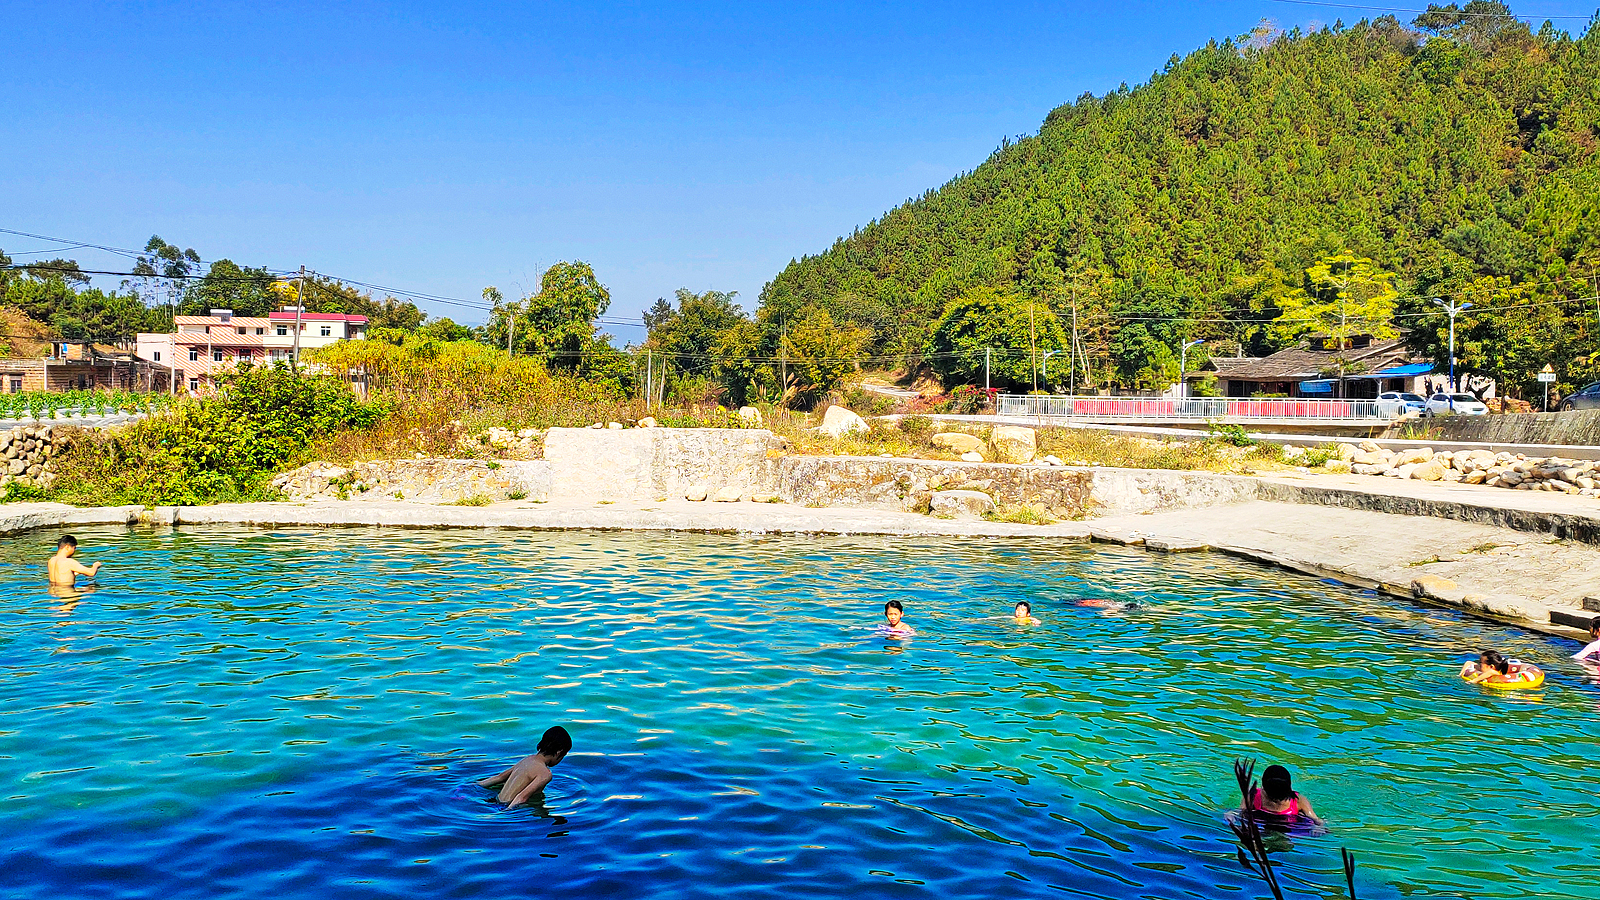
<box><xmin>272</xmin><ymin>459</ymin><xmax>550</xmax><ymax>503</ymax></box>
<box><xmin>1</xmin><ymin>424</ymin><xmax>57</xmax><ymax>490</ymax></box>
<box><xmin>773</xmin><ymin>456</ymin><xmax>1092</xmax><ymax>515</ymax></box>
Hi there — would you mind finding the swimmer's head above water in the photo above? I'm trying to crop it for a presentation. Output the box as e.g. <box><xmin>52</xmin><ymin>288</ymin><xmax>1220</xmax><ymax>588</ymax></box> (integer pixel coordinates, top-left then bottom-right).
<box><xmin>884</xmin><ymin>599</ymin><xmax>905</xmax><ymax>629</ymax></box>
<box><xmin>1014</xmin><ymin>601</ymin><xmax>1031</xmax><ymax>619</ymax></box>
<box><xmin>537</xmin><ymin>725</ymin><xmax>573</xmax><ymax>766</ymax></box>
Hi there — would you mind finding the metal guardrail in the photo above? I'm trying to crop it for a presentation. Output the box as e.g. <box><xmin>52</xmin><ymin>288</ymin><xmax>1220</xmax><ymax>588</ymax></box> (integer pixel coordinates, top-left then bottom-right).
<box><xmin>995</xmin><ymin>394</ymin><xmax>1392</xmax><ymax>421</ymax></box>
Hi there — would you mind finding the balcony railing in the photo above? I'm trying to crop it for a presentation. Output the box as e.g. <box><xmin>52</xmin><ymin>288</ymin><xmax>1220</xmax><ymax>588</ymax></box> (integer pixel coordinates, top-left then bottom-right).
<box><xmin>995</xmin><ymin>394</ymin><xmax>1391</xmax><ymax>421</ymax></box>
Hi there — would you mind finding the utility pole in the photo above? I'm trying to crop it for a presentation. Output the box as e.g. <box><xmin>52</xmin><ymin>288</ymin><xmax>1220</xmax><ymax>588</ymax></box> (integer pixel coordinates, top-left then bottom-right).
<box><xmin>984</xmin><ymin>347</ymin><xmax>991</xmax><ymax>393</ymax></box>
<box><xmin>1070</xmin><ymin>289</ymin><xmax>1078</xmax><ymax>396</ymax></box>
<box><xmin>1029</xmin><ymin>301</ymin><xmax>1038</xmax><ymax>392</ymax></box>
<box><xmin>507</xmin><ymin>312</ymin><xmax>515</xmax><ymax>358</ymax></box>
<box><xmin>645</xmin><ymin>349</ymin><xmax>652</xmax><ymax>408</ymax></box>
<box><xmin>291</xmin><ymin>266</ymin><xmax>306</xmax><ymax>371</ymax></box>
<box><xmin>780</xmin><ymin>319</ymin><xmax>788</xmax><ymax>409</ymax></box>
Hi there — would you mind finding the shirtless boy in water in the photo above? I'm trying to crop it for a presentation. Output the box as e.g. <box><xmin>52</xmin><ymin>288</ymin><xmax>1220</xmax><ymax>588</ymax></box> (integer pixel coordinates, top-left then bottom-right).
<box><xmin>47</xmin><ymin>535</ymin><xmax>100</xmax><ymax>586</ymax></box>
<box><xmin>479</xmin><ymin>726</ymin><xmax>572</xmax><ymax>808</ymax></box>
<box><xmin>882</xmin><ymin>599</ymin><xmax>915</xmax><ymax>637</ymax></box>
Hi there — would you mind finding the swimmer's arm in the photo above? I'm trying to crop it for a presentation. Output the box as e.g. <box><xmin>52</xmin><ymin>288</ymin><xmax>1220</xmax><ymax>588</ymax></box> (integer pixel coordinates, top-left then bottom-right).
<box><xmin>507</xmin><ymin>770</ymin><xmax>552</xmax><ymax>808</ymax></box>
<box><xmin>1462</xmin><ymin>669</ymin><xmax>1493</xmax><ymax>684</ymax></box>
<box><xmin>477</xmin><ymin>765</ymin><xmax>514</xmax><ymax>789</ymax></box>
<box><xmin>1299</xmin><ymin>796</ymin><xmax>1324</xmax><ymax>826</ymax></box>
<box><xmin>61</xmin><ymin>559</ymin><xmax>100</xmax><ymax>577</ymax></box>
<box><xmin>1574</xmin><ymin>640</ymin><xmax>1600</xmax><ymax>662</ymax></box>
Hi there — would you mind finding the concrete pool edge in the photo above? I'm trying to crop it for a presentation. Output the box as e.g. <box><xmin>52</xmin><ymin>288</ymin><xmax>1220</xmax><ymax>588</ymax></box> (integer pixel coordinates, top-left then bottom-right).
<box><xmin>6</xmin><ymin>496</ymin><xmax>1595</xmax><ymax>642</ymax></box>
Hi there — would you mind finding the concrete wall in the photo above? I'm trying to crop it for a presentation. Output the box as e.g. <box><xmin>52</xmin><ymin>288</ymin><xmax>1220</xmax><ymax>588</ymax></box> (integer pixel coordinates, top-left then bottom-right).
<box><xmin>773</xmin><ymin>455</ymin><xmax>1091</xmax><ymax>514</ymax></box>
<box><xmin>543</xmin><ymin>427</ymin><xmax>782</xmax><ymax>501</ymax></box>
<box><xmin>1421</xmin><ymin>409</ymin><xmax>1600</xmax><ymax>446</ymax></box>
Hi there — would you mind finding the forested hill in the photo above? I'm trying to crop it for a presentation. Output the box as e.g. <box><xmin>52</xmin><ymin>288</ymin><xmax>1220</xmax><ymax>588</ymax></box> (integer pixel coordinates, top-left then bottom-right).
<box><xmin>755</xmin><ymin>5</ymin><xmax>1600</xmax><ymax>395</ymax></box>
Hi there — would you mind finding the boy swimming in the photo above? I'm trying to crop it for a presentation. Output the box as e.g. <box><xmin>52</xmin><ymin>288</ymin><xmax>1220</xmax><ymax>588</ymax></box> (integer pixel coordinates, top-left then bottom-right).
<box><xmin>47</xmin><ymin>535</ymin><xmax>101</xmax><ymax>586</ymax></box>
<box><xmin>478</xmin><ymin>725</ymin><xmax>572</xmax><ymax>808</ymax></box>
<box><xmin>881</xmin><ymin>599</ymin><xmax>915</xmax><ymax>638</ymax></box>
<box><xmin>1460</xmin><ymin>650</ymin><xmax>1543</xmax><ymax>686</ymax></box>
<box><xmin>1011</xmin><ymin>601</ymin><xmax>1040</xmax><ymax>625</ymax></box>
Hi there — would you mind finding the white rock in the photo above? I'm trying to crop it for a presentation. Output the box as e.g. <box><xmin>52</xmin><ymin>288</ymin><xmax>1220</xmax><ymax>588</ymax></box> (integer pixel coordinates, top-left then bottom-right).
<box><xmin>685</xmin><ymin>485</ymin><xmax>709</xmax><ymax>501</ymax></box>
<box><xmin>607</xmin><ymin>422</ymin><xmax>624</xmax><ymax>430</ymax></box>
<box><xmin>1042</xmin><ymin>455</ymin><xmax>1064</xmax><ymax>466</ymax></box>
<box><xmin>637</xmin><ymin>416</ymin><xmax>658</xmax><ymax>428</ymax></box>
<box><xmin>990</xmin><ymin>425</ymin><xmax>1037</xmax><ymax>464</ymax></box>
<box><xmin>738</xmin><ymin>406</ymin><xmax>763</xmax><ymax>427</ymax></box>
<box><xmin>816</xmin><ymin>405</ymin><xmax>868</xmax><ymax>438</ymax></box>
<box><xmin>929</xmin><ymin>489</ymin><xmax>996</xmax><ymax>519</ymax></box>
<box><xmin>931</xmin><ymin>432</ymin><xmax>984</xmax><ymax>454</ymax></box>
<box><xmin>712</xmin><ymin>486</ymin><xmax>742</xmax><ymax>502</ymax></box>
<box><xmin>960</xmin><ymin>451</ymin><xmax>984</xmax><ymax>463</ymax></box>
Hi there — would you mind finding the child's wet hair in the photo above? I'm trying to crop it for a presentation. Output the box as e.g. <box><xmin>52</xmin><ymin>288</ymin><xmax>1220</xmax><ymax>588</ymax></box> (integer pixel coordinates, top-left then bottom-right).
<box><xmin>538</xmin><ymin>725</ymin><xmax>572</xmax><ymax>759</ymax></box>
<box><xmin>57</xmin><ymin>535</ymin><xmax>77</xmax><ymax>550</ymax></box>
<box><xmin>884</xmin><ymin>600</ymin><xmax>903</xmax><ymax>614</ymax></box>
<box><xmin>1261</xmin><ymin>764</ymin><xmax>1294</xmax><ymax>802</ymax></box>
<box><xmin>1015</xmin><ymin>601</ymin><xmax>1032</xmax><ymax>615</ymax></box>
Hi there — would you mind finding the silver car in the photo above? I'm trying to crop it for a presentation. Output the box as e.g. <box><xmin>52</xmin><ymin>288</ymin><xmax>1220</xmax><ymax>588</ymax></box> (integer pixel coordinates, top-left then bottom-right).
<box><xmin>1424</xmin><ymin>393</ymin><xmax>1488</xmax><ymax>416</ymax></box>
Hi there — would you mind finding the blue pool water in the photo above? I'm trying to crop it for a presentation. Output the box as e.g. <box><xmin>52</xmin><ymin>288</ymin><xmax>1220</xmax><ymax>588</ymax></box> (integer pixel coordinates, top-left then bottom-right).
<box><xmin>1</xmin><ymin>527</ymin><xmax>1595</xmax><ymax>899</ymax></box>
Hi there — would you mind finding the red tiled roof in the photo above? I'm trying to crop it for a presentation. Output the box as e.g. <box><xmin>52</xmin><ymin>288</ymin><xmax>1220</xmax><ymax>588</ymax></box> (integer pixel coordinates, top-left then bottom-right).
<box><xmin>268</xmin><ymin>311</ymin><xmax>368</xmax><ymax>323</ymax></box>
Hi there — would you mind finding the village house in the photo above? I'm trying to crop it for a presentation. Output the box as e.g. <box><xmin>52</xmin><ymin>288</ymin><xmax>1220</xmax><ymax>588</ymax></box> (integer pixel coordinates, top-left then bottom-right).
<box><xmin>1188</xmin><ymin>335</ymin><xmax>1437</xmax><ymax>399</ymax></box>
<box><xmin>136</xmin><ymin>307</ymin><xmax>368</xmax><ymax>392</ymax></box>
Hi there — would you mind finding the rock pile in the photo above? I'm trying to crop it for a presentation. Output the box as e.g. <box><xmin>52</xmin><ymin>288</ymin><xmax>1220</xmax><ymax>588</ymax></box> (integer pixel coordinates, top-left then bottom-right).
<box><xmin>0</xmin><ymin>424</ymin><xmax>56</xmax><ymax>489</ymax></box>
<box><xmin>457</xmin><ymin>427</ymin><xmax>543</xmax><ymax>458</ymax></box>
<box><xmin>1339</xmin><ymin>440</ymin><xmax>1600</xmax><ymax>495</ymax></box>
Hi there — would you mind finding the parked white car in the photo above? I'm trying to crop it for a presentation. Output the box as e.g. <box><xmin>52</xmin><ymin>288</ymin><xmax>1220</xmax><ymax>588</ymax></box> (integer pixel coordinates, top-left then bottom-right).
<box><xmin>1424</xmin><ymin>392</ymin><xmax>1488</xmax><ymax>416</ymax></box>
<box><xmin>1375</xmin><ymin>391</ymin><xmax>1427</xmax><ymax>418</ymax></box>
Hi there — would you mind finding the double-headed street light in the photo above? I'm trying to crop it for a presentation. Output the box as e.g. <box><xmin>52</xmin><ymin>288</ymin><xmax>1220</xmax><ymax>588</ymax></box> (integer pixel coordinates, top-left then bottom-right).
<box><xmin>1432</xmin><ymin>298</ymin><xmax>1472</xmax><ymax>391</ymax></box>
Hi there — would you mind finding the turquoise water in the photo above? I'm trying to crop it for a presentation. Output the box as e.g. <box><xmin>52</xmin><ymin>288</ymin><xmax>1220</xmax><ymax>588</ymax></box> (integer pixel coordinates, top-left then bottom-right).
<box><xmin>1</xmin><ymin>527</ymin><xmax>1595</xmax><ymax>899</ymax></box>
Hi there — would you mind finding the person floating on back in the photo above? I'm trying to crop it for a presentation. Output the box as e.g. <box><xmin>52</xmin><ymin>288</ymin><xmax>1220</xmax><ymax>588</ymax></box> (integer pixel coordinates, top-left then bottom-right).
<box><xmin>1011</xmin><ymin>601</ymin><xmax>1040</xmax><ymax>625</ymax></box>
<box><xmin>1242</xmin><ymin>764</ymin><xmax>1324</xmax><ymax>828</ymax></box>
<box><xmin>47</xmin><ymin>535</ymin><xmax>101</xmax><ymax>586</ymax></box>
<box><xmin>1460</xmin><ymin>649</ymin><xmax>1543</xmax><ymax>686</ymax></box>
<box><xmin>479</xmin><ymin>725</ymin><xmax>572</xmax><ymax>808</ymax></box>
<box><xmin>881</xmin><ymin>599</ymin><xmax>914</xmax><ymax>638</ymax></box>
<box><xmin>1572</xmin><ymin>620</ymin><xmax>1600</xmax><ymax>667</ymax></box>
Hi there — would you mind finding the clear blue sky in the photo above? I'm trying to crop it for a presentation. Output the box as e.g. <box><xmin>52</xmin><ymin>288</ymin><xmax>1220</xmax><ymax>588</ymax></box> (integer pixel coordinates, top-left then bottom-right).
<box><xmin>3</xmin><ymin>1</ymin><xmax>1596</xmax><ymax>336</ymax></box>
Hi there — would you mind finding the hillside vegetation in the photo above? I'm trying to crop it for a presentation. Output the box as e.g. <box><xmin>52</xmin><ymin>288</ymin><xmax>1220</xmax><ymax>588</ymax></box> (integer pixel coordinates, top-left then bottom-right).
<box><xmin>753</xmin><ymin>3</ymin><xmax>1600</xmax><ymax>397</ymax></box>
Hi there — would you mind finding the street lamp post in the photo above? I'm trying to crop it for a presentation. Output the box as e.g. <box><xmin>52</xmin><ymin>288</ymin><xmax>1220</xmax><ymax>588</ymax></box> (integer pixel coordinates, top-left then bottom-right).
<box><xmin>1179</xmin><ymin>339</ymin><xmax>1206</xmax><ymax>399</ymax></box>
<box><xmin>1041</xmin><ymin>350</ymin><xmax>1060</xmax><ymax>390</ymax></box>
<box><xmin>1432</xmin><ymin>298</ymin><xmax>1472</xmax><ymax>392</ymax></box>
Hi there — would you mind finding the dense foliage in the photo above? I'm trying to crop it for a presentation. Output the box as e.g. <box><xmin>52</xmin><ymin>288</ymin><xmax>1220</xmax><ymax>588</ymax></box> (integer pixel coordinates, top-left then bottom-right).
<box><xmin>50</xmin><ymin>364</ymin><xmax>387</xmax><ymax>505</ymax></box>
<box><xmin>757</xmin><ymin>3</ymin><xmax>1600</xmax><ymax>398</ymax></box>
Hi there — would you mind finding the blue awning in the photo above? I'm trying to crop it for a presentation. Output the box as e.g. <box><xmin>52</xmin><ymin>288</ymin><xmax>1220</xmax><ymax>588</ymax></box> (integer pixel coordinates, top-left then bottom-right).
<box><xmin>1375</xmin><ymin>363</ymin><xmax>1434</xmax><ymax>376</ymax></box>
<box><xmin>1298</xmin><ymin>380</ymin><xmax>1334</xmax><ymax>394</ymax></box>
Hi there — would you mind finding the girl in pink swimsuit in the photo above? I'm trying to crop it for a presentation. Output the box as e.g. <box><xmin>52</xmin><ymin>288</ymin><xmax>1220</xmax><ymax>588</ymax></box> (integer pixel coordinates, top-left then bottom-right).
<box><xmin>1243</xmin><ymin>765</ymin><xmax>1325</xmax><ymax>828</ymax></box>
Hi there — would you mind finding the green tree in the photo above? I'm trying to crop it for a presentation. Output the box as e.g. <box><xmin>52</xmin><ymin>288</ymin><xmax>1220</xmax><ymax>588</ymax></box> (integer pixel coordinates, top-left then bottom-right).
<box><xmin>181</xmin><ymin>259</ymin><xmax>279</xmax><ymax>317</ymax></box>
<box><xmin>926</xmin><ymin>287</ymin><xmax>1069</xmax><ymax>391</ymax></box>
<box><xmin>484</xmin><ymin>261</ymin><xmax>617</xmax><ymax>371</ymax></box>
<box><xmin>782</xmin><ymin>308</ymin><xmax>865</xmax><ymax>407</ymax></box>
<box><xmin>1269</xmin><ymin>253</ymin><xmax>1399</xmax><ymax>345</ymax></box>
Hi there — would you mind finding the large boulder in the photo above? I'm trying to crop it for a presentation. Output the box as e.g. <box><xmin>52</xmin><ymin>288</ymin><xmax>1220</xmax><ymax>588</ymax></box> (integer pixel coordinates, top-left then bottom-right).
<box><xmin>816</xmin><ymin>405</ymin><xmax>868</xmax><ymax>438</ymax></box>
<box><xmin>1395</xmin><ymin>447</ymin><xmax>1433</xmax><ymax>466</ymax></box>
<box><xmin>1411</xmin><ymin>460</ymin><xmax>1447</xmax><ymax>482</ymax></box>
<box><xmin>930</xmin><ymin>489</ymin><xmax>996</xmax><ymax>519</ymax></box>
<box><xmin>931</xmin><ymin>432</ymin><xmax>984</xmax><ymax>454</ymax></box>
<box><xmin>989</xmin><ymin>425</ymin><xmax>1038</xmax><ymax>464</ymax></box>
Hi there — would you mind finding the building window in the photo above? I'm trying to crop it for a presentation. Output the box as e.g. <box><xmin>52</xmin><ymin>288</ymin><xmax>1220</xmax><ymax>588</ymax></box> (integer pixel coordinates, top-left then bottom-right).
<box><xmin>276</xmin><ymin>325</ymin><xmax>288</xmax><ymax>336</ymax></box>
<box><xmin>256</xmin><ymin>327</ymin><xmax>264</xmax><ymax>335</ymax></box>
<box><xmin>8</xmin><ymin>378</ymin><xmax>20</xmax><ymax>393</ymax></box>
<box><xmin>189</xmin><ymin>378</ymin><xmax>199</xmax><ymax>391</ymax></box>
<box><xmin>189</xmin><ymin>348</ymin><xmax>199</xmax><ymax>361</ymax></box>
<box><xmin>153</xmin><ymin>351</ymin><xmax>161</xmax><ymax>361</ymax></box>
<box><xmin>236</xmin><ymin>326</ymin><xmax>246</xmax><ymax>335</ymax></box>
<box><xmin>320</xmin><ymin>326</ymin><xmax>332</xmax><ymax>337</ymax></box>
<box><xmin>213</xmin><ymin>350</ymin><xmax>224</xmax><ymax>362</ymax></box>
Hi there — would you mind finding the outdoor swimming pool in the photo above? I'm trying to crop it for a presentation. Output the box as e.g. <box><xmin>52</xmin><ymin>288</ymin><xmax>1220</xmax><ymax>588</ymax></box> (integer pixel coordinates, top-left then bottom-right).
<box><xmin>1</xmin><ymin>527</ymin><xmax>1594</xmax><ymax>899</ymax></box>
